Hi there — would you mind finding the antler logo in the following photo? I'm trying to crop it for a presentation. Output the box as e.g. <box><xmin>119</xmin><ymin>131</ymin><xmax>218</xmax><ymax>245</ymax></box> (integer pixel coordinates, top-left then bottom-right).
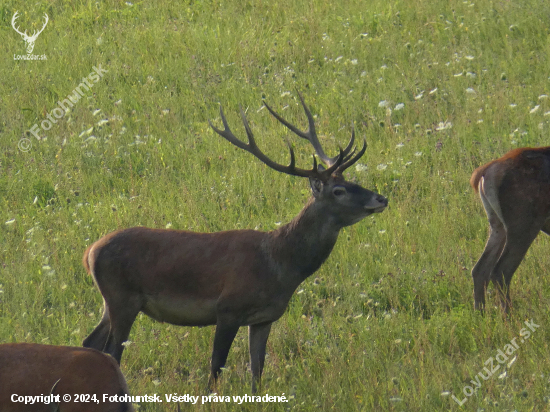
<box><xmin>11</xmin><ymin>11</ymin><xmax>49</xmax><ymax>54</ymax></box>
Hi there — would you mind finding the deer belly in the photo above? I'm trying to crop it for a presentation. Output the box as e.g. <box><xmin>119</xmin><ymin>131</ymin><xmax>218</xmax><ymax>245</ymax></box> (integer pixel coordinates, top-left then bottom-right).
<box><xmin>142</xmin><ymin>295</ymin><xmax>218</xmax><ymax>326</ymax></box>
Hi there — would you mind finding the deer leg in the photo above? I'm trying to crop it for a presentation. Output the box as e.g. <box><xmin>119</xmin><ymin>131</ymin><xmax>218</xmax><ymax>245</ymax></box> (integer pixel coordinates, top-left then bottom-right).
<box><xmin>102</xmin><ymin>297</ymin><xmax>142</xmax><ymax>363</ymax></box>
<box><xmin>490</xmin><ymin>221</ymin><xmax>544</xmax><ymax>312</ymax></box>
<box><xmin>208</xmin><ymin>321</ymin><xmax>240</xmax><ymax>390</ymax></box>
<box><xmin>249</xmin><ymin>322</ymin><xmax>272</xmax><ymax>393</ymax></box>
<box><xmin>82</xmin><ymin>303</ymin><xmax>111</xmax><ymax>351</ymax></box>
<box><xmin>472</xmin><ymin>191</ymin><xmax>506</xmax><ymax>310</ymax></box>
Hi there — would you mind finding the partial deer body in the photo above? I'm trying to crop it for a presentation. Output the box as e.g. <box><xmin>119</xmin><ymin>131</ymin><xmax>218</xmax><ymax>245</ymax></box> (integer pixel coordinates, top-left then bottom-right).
<box><xmin>471</xmin><ymin>146</ymin><xmax>550</xmax><ymax>311</ymax></box>
<box><xmin>83</xmin><ymin>93</ymin><xmax>387</xmax><ymax>392</ymax></box>
<box><xmin>0</xmin><ymin>343</ymin><xmax>134</xmax><ymax>412</ymax></box>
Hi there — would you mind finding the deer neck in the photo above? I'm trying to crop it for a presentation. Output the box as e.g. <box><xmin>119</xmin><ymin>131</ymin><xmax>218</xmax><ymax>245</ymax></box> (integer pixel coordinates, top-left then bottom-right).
<box><xmin>264</xmin><ymin>197</ymin><xmax>341</xmax><ymax>288</ymax></box>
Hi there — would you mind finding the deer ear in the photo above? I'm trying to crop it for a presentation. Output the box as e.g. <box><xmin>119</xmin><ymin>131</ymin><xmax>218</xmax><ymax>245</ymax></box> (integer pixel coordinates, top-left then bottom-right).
<box><xmin>309</xmin><ymin>177</ymin><xmax>323</xmax><ymax>197</ymax></box>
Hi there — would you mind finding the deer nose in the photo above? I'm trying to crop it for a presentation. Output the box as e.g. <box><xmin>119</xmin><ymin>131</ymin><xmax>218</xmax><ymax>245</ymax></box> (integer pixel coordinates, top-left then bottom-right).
<box><xmin>377</xmin><ymin>194</ymin><xmax>388</xmax><ymax>206</ymax></box>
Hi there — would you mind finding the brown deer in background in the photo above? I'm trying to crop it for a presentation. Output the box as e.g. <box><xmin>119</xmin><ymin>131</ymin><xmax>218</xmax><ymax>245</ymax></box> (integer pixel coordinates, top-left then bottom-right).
<box><xmin>471</xmin><ymin>146</ymin><xmax>550</xmax><ymax>311</ymax></box>
<box><xmin>0</xmin><ymin>343</ymin><xmax>134</xmax><ymax>412</ymax></box>
<box><xmin>82</xmin><ymin>93</ymin><xmax>388</xmax><ymax>392</ymax></box>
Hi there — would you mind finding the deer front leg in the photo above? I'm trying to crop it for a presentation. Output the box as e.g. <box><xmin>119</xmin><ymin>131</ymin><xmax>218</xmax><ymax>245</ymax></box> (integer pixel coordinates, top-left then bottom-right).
<box><xmin>208</xmin><ymin>321</ymin><xmax>240</xmax><ymax>391</ymax></box>
<box><xmin>249</xmin><ymin>322</ymin><xmax>272</xmax><ymax>393</ymax></box>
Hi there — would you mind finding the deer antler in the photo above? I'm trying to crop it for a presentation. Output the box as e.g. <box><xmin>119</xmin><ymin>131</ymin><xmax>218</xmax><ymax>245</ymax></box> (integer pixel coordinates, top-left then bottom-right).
<box><xmin>209</xmin><ymin>106</ymin><xmax>345</xmax><ymax>180</ymax></box>
<box><xmin>263</xmin><ymin>91</ymin><xmax>360</xmax><ymax>170</ymax></box>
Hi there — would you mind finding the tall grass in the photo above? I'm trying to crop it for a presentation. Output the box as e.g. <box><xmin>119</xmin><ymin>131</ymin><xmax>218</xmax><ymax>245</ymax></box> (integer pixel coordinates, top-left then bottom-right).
<box><xmin>2</xmin><ymin>0</ymin><xmax>550</xmax><ymax>410</ymax></box>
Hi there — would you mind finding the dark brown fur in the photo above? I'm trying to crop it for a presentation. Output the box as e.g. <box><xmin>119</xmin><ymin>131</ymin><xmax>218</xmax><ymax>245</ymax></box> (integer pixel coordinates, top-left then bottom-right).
<box><xmin>0</xmin><ymin>343</ymin><xmax>134</xmax><ymax>412</ymax></box>
<box><xmin>471</xmin><ymin>146</ymin><xmax>550</xmax><ymax>310</ymax></box>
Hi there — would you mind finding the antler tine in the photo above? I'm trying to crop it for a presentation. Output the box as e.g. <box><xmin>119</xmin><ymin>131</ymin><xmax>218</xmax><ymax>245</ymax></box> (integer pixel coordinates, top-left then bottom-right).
<box><xmin>264</xmin><ymin>93</ymin><xmax>343</xmax><ymax>167</ymax></box>
<box><xmin>341</xmin><ymin>124</ymin><xmax>356</xmax><ymax>163</ymax></box>
<box><xmin>336</xmin><ymin>139</ymin><xmax>367</xmax><ymax>174</ymax></box>
<box><xmin>209</xmin><ymin>105</ymin><xmax>320</xmax><ymax>179</ymax></box>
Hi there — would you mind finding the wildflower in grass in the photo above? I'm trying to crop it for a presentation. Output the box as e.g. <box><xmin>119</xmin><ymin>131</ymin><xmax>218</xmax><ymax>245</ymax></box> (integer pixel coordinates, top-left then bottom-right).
<box><xmin>381</xmin><ymin>64</ymin><xmax>388</xmax><ymax>70</ymax></box>
<box><xmin>396</xmin><ymin>143</ymin><xmax>404</xmax><ymax>149</ymax></box>
<box><xmin>415</xmin><ymin>92</ymin><xmax>424</xmax><ymax>100</ymax></box>
<box><xmin>466</xmin><ymin>72</ymin><xmax>476</xmax><ymax>78</ymax></box>
<box><xmin>466</xmin><ymin>87</ymin><xmax>476</xmax><ymax>94</ymax></box>
<box><xmin>379</xmin><ymin>230</ymin><xmax>386</xmax><ymax>234</ymax></box>
<box><xmin>429</xmin><ymin>88</ymin><xmax>437</xmax><ymax>94</ymax></box>
<box><xmin>530</xmin><ymin>105</ymin><xmax>540</xmax><ymax>114</ymax></box>
<box><xmin>394</xmin><ymin>103</ymin><xmax>405</xmax><ymax>111</ymax></box>
<box><xmin>361</xmin><ymin>71</ymin><xmax>367</xmax><ymax>77</ymax></box>
<box><xmin>5</xmin><ymin>219</ymin><xmax>15</xmax><ymax>225</ymax></box>
<box><xmin>414</xmin><ymin>151</ymin><xmax>422</xmax><ymax>157</ymax></box>
<box><xmin>379</xmin><ymin>100</ymin><xmax>389</xmax><ymax>108</ymax></box>
<box><xmin>79</xmin><ymin>127</ymin><xmax>94</xmax><ymax>138</ymax></box>
<box><xmin>335</xmin><ymin>56</ymin><xmax>343</xmax><ymax>62</ymax></box>
<box><xmin>92</xmin><ymin>109</ymin><xmax>101</xmax><ymax>116</ymax></box>
<box><xmin>436</xmin><ymin>121</ymin><xmax>452</xmax><ymax>131</ymax></box>
<box><xmin>152</xmin><ymin>379</ymin><xmax>161</xmax><ymax>386</ymax></box>
<box><xmin>355</xmin><ymin>164</ymin><xmax>368</xmax><ymax>172</ymax></box>
<box><xmin>510</xmin><ymin>103</ymin><xmax>517</xmax><ymax>108</ymax></box>
<box><xmin>465</xmin><ymin>55</ymin><xmax>475</xmax><ymax>60</ymax></box>
<box><xmin>280</xmin><ymin>91</ymin><xmax>290</xmax><ymax>97</ymax></box>
<box><xmin>453</xmin><ymin>72</ymin><xmax>463</xmax><ymax>77</ymax></box>
<box><xmin>404</xmin><ymin>161</ymin><xmax>412</xmax><ymax>167</ymax></box>
<box><xmin>350</xmin><ymin>59</ymin><xmax>358</xmax><ymax>65</ymax></box>
<box><xmin>544</xmin><ymin>111</ymin><xmax>550</xmax><ymax>116</ymax></box>
<box><xmin>539</xmin><ymin>94</ymin><xmax>548</xmax><ymax>100</ymax></box>
<box><xmin>96</xmin><ymin>119</ymin><xmax>109</xmax><ymax>127</ymax></box>
<box><xmin>377</xmin><ymin>164</ymin><xmax>388</xmax><ymax>170</ymax></box>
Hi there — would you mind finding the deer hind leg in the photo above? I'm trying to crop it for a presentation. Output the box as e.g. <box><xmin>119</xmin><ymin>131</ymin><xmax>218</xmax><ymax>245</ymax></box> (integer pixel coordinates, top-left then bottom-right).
<box><xmin>490</xmin><ymin>221</ymin><xmax>543</xmax><ymax>312</ymax></box>
<box><xmin>472</xmin><ymin>188</ymin><xmax>506</xmax><ymax>310</ymax></box>
<box><xmin>101</xmin><ymin>295</ymin><xmax>143</xmax><ymax>363</ymax></box>
<box><xmin>83</xmin><ymin>300</ymin><xmax>111</xmax><ymax>351</ymax></box>
<box><xmin>249</xmin><ymin>322</ymin><xmax>272</xmax><ymax>393</ymax></box>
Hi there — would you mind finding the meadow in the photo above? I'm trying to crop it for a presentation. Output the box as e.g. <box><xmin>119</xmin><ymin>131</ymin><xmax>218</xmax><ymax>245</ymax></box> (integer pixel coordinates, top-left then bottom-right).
<box><xmin>1</xmin><ymin>0</ymin><xmax>550</xmax><ymax>410</ymax></box>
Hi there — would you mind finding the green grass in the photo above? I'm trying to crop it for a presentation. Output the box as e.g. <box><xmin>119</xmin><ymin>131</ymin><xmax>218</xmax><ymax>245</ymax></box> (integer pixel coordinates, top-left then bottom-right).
<box><xmin>2</xmin><ymin>0</ymin><xmax>550</xmax><ymax>410</ymax></box>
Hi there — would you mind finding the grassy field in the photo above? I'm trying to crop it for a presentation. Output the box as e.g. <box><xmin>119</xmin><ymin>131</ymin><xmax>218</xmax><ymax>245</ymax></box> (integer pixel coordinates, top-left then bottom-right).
<box><xmin>2</xmin><ymin>0</ymin><xmax>550</xmax><ymax>410</ymax></box>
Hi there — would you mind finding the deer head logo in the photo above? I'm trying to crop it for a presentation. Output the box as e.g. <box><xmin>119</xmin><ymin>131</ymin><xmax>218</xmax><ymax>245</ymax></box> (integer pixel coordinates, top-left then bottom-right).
<box><xmin>11</xmin><ymin>11</ymin><xmax>49</xmax><ymax>54</ymax></box>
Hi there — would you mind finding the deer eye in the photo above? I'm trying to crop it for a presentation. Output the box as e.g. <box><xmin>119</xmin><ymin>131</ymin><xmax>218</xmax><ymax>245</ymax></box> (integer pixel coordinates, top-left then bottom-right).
<box><xmin>332</xmin><ymin>187</ymin><xmax>347</xmax><ymax>197</ymax></box>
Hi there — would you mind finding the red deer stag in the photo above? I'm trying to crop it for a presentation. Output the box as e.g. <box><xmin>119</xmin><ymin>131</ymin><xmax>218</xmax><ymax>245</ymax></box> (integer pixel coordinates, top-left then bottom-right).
<box><xmin>82</xmin><ymin>93</ymin><xmax>388</xmax><ymax>392</ymax></box>
<box><xmin>471</xmin><ymin>146</ymin><xmax>550</xmax><ymax>311</ymax></box>
<box><xmin>0</xmin><ymin>343</ymin><xmax>134</xmax><ymax>412</ymax></box>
